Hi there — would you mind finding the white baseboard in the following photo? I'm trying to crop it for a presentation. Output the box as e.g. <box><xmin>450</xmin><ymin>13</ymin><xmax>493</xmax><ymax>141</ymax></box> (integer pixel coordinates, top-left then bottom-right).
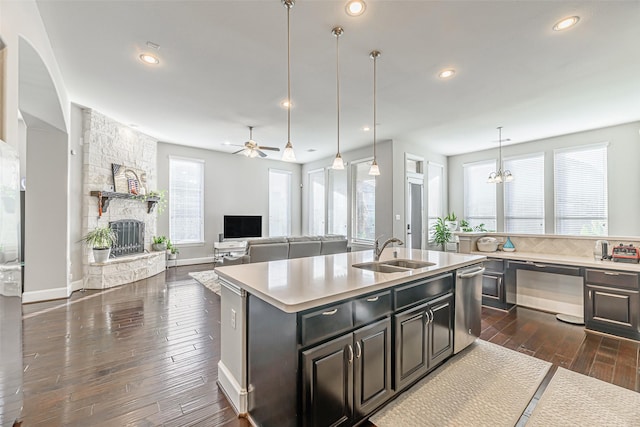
<box><xmin>217</xmin><ymin>360</ymin><xmax>248</xmax><ymax>415</ymax></box>
<box><xmin>70</xmin><ymin>279</ymin><xmax>84</xmax><ymax>294</ymax></box>
<box><xmin>22</xmin><ymin>286</ymin><xmax>68</xmax><ymax>303</ymax></box>
<box><xmin>176</xmin><ymin>256</ymin><xmax>214</xmax><ymax>266</ymax></box>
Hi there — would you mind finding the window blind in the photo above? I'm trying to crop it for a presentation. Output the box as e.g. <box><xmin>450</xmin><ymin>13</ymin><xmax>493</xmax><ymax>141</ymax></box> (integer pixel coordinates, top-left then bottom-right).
<box><xmin>352</xmin><ymin>160</ymin><xmax>376</xmax><ymax>242</ymax></box>
<box><xmin>504</xmin><ymin>154</ymin><xmax>545</xmax><ymax>234</ymax></box>
<box><xmin>554</xmin><ymin>144</ymin><xmax>608</xmax><ymax>235</ymax></box>
<box><xmin>464</xmin><ymin>160</ymin><xmax>497</xmax><ymax>231</ymax></box>
<box><xmin>328</xmin><ymin>168</ymin><xmax>348</xmax><ymax>236</ymax></box>
<box><xmin>169</xmin><ymin>157</ymin><xmax>204</xmax><ymax>244</ymax></box>
<box><xmin>269</xmin><ymin>169</ymin><xmax>292</xmax><ymax>236</ymax></box>
<box><xmin>308</xmin><ymin>169</ymin><xmax>325</xmax><ymax>235</ymax></box>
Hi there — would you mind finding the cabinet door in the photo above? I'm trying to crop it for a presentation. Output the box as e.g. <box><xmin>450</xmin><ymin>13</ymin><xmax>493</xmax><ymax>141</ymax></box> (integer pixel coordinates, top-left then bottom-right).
<box><xmin>482</xmin><ymin>273</ymin><xmax>503</xmax><ymax>301</ymax></box>
<box><xmin>394</xmin><ymin>302</ymin><xmax>429</xmax><ymax>391</ymax></box>
<box><xmin>585</xmin><ymin>284</ymin><xmax>640</xmax><ymax>338</ymax></box>
<box><xmin>428</xmin><ymin>293</ymin><xmax>454</xmax><ymax>368</ymax></box>
<box><xmin>353</xmin><ymin>318</ymin><xmax>392</xmax><ymax>419</ymax></box>
<box><xmin>302</xmin><ymin>334</ymin><xmax>353</xmax><ymax>427</ymax></box>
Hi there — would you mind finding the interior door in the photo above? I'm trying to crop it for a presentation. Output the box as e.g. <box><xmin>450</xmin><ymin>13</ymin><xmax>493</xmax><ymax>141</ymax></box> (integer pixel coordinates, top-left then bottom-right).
<box><xmin>406</xmin><ymin>176</ymin><xmax>424</xmax><ymax>249</ymax></box>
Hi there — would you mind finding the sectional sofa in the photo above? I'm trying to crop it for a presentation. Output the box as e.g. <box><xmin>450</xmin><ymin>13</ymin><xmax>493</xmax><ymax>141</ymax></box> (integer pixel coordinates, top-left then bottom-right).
<box><xmin>222</xmin><ymin>235</ymin><xmax>349</xmax><ymax>265</ymax></box>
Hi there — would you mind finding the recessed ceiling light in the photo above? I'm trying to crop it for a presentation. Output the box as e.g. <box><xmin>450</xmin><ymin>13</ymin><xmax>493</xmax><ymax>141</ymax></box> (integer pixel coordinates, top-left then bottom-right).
<box><xmin>345</xmin><ymin>0</ymin><xmax>366</xmax><ymax>16</ymax></box>
<box><xmin>553</xmin><ymin>16</ymin><xmax>580</xmax><ymax>31</ymax></box>
<box><xmin>139</xmin><ymin>53</ymin><xmax>159</xmax><ymax>65</ymax></box>
<box><xmin>362</xmin><ymin>126</ymin><xmax>370</xmax><ymax>131</ymax></box>
<box><xmin>438</xmin><ymin>69</ymin><xmax>456</xmax><ymax>79</ymax></box>
<box><xmin>280</xmin><ymin>99</ymin><xmax>293</xmax><ymax>108</ymax></box>
<box><xmin>223</xmin><ymin>141</ymin><xmax>231</xmax><ymax>145</ymax></box>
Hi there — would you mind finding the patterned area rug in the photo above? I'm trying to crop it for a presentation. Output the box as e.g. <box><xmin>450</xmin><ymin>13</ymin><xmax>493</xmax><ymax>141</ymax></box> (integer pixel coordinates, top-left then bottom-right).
<box><xmin>371</xmin><ymin>340</ymin><xmax>551</xmax><ymax>427</ymax></box>
<box><xmin>188</xmin><ymin>270</ymin><xmax>221</xmax><ymax>296</ymax></box>
<box><xmin>527</xmin><ymin>367</ymin><xmax>640</xmax><ymax>426</ymax></box>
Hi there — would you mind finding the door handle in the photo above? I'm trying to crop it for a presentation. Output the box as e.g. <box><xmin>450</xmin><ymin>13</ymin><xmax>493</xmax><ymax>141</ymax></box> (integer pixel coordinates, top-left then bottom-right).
<box><xmin>604</xmin><ymin>271</ymin><xmax>620</xmax><ymax>276</ymax></box>
<box><xmin>429</xmin><ymin>309</ymin><xmax>434</xmax><ymax>324</ymax></box>
<box><xmin>347</xmin><ymin>345</ymin><xmax>354</xmax><ymax>364</ymax></box>
<box><xmin>355</xmin><ymin>341</ymin><xmax>362</xmax><ymax>359</ymax></box>
<box><xmin>588</xmin><ymin>290</ymin><xmax>592</xmax><ymax>299</ymax></box>
<box><xmin>366</xmin><ymin>296</ymin><xmax>379</xmax><ymax>302</ymax></box>
<box><xmin>322</xmin><ymin>309</ymin><xmax>338</xmax><ymax>316</ymax></box>
<box><xmin>457</xmin><ymin>267</ymin><xmax>486</xmax><ymax>279</ymax></box>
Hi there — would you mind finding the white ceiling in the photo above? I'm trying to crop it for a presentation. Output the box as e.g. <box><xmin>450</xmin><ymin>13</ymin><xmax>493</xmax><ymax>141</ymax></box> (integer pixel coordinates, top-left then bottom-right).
<box><xmin>36</xmin><ymin>0</ymin><xmax>640</xmax><ymax>164</ymax></box>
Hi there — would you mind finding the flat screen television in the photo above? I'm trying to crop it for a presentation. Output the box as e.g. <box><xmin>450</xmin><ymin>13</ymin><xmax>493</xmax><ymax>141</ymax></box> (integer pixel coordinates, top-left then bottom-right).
<box><xmin>223</xmin><ymin>215</ymin><xmax>262</xmax><ymax>239</ymax></box>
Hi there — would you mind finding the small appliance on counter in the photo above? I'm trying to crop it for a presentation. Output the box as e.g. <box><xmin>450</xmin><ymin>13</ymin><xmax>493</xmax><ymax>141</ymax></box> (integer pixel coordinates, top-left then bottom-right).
<box><xmin>476</xmin><ymin>237</ymin><xmax>498</xmax><ymax>252</ymax></box>
<box><xmin>612</xmin><ymin>243</ymin><xmax>640</xmax><ymax>263</ymax></box>
<box><xmin>594</xmin><ymin>239</ymin><xmax>609</xmax><ymax>260</ymax></box>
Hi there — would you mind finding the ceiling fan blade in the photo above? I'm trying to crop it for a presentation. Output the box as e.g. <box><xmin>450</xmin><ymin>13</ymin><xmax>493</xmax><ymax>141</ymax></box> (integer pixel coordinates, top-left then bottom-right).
<box><xmin>257</xmin><ymin>146</ymin><xmax>280</xmax><ymax>151</ymax></box>
<box><xmin>257</xmin><ymin>150</ymin><xmax>267</xmax><ymax>158</ymax></box>
<box><xmin>232</xmin><ymin>148</ymin><xmax>246</xmax><ymax>155</ymax></box>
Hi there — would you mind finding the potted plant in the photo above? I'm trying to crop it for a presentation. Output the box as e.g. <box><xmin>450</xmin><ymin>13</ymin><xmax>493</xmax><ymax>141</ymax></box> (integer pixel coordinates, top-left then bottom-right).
<box><xmin>444</xmin><ymin>212</ymin><xmax>458</xmax><ymax>231</ymax></box>
<box><xmin>152</xmin><ymin>236</ymin><xmax>168</xmax><ymax>251</ymax></box>
<box><xmin>431</xmin><ymin>217</ymin><xmax>452</xmax><ymax>251</ymax></box>
<box><xmin>460</xmin><ymin>219</ymin><xmax>488</xmax><ymax>232</ymax></box>
<box><xmin>81</xmin><ymin>226</ymin><xmax>117</xmax><ymax>263</ymax></box>
<box><xmin>166</xmin><ymin>240</ymin><xmax>179</xmax><ymax>260</ymax></box>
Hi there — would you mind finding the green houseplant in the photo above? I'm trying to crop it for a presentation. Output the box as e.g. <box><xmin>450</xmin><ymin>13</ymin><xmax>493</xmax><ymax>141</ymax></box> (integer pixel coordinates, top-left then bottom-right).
<box><xmin>444</xmin><ymin>212</ymin><xmax>458</xmax><ymax>231</ymax></box>
<box><xmin>166</xmin><ymin>240</ymin><xmax>179</xmax><ymax>260</ymax></box>
<box><xmin>81</xmin><ymin>226</ymin><xmax>117</xmax><ymax>263</ymax></box>
<box><xmin>152</xmin><ymin>235</ymin><xmax>168</xmax><ymax>251</ymax></box>
<box><xmin>431</xmin><ymin>217</ymin><xmax>452</xmax><ymax>251</ymax></box>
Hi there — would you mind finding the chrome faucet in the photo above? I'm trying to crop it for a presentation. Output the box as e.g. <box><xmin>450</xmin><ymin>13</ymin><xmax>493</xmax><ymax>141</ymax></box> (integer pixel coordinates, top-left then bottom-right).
<box><xmin>374</xmin><ymin>237</ymin><xmax>404</xmax><ymax>261</ymax></box>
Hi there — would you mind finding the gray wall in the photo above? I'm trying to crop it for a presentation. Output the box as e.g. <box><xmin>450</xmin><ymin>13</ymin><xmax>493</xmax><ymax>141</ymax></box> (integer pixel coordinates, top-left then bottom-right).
<box><xmin>448</xmin><ymin>121</ymin><xmax>640</xmax><ymax>237</ymax></box>
<box><xmin>156</xmin><ymin>143</ymin><xmax>302</xmax><ymax>261</ymax></box>
<box><xmin>69</xmin><ymin>105</ymin><xmax>83</xmax><ymax>282</ymax></box>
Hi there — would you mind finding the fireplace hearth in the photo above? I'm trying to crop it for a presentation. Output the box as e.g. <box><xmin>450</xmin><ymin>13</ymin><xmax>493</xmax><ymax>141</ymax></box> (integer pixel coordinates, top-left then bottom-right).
<box><xmin>109</xmin><ymin>219</ymin><xmax>145</xmax><ymax>257</ymax></box>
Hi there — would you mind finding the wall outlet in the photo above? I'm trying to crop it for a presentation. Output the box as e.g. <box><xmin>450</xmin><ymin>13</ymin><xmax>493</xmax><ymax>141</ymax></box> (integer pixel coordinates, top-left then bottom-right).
<box><xmin>395</xmin><ymin>214</ymin><xmax>401</xmax><ymax>220</ymax></box>
<box><xmin>231</xmin><ymin>308</ymin><xmax>236</xmax><ymax>329</ymax></box>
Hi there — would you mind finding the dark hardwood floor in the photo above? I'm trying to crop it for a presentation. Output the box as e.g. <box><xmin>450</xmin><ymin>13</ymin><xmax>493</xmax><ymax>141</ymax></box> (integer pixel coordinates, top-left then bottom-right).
<box><xmin>12</xmin><ymin>265</ymin><xmax>639</xmax><ymax>425</ymax></box>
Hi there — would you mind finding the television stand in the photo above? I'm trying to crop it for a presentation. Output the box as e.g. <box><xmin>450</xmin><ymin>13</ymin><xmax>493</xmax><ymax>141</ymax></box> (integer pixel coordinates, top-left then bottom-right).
<box><xmin>214</xmin><ymin>241</ymin><xmax>247</xmax><ymax>265</ymax></box>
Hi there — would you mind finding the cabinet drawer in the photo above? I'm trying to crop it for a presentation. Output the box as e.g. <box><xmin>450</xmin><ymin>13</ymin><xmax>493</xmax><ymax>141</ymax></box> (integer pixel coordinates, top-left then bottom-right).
<box><xmin>585</xmin><ymin>269</ymin><xmax>639</xmax><ymax>290</ymax></box>
<box><xmin>353</xmin><ymin>291</ymin><xmax>391</xmax><ymax>326</ymax></box>
<box><xmin>483</xmin><ymin>259</ymin><xmax>504</xmax><ymax>273</ymax></box>
<box><xmin>300</xmin><ymin>301</ymin><xmax>353</xmax><ymax>346</ymax></box>
<box><xmin>394</xmin><ymin>274</ymin><xmax>453</xmax><ymax>311</ymax></box>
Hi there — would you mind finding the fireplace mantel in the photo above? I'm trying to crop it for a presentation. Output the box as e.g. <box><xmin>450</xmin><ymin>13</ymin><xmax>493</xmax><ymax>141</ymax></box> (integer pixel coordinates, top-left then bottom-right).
<box><xmin>90</xmin><ymin>191</ymin><xmax>160</xmax><ymax>217</ymax></box>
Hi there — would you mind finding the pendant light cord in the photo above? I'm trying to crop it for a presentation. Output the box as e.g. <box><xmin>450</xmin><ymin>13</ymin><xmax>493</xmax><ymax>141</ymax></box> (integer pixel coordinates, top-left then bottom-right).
<box><xmin>373</xmin><ymin>52</ymin><xmax>377</xmax><ymax>159</ymax></box>
<box><xmin>287</xmin><ymin>4</ymin><xmax>291</xmax><ymax>145</ymax></box>
<box><xmin>336</xmin><ymin>30</ymin><xmax>341</xmax><ymax>154</ymax></box>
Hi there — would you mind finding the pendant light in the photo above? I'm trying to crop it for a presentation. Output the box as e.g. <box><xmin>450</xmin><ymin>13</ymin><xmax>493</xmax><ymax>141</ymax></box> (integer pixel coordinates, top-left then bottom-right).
<box><xmin>487</xmin><ymin>126</ymin><xmax>514</xmax><ymax>183</ymax></box>
<box><xmin>281</xmin><ymin>0</ymin><xmax>296</xmax><ymax>162</ymax></box>
<box><xmin>331</xmin><ymin>26</ymin><xmax>345</xmax><ymax>170</ymax></box>
<box><xmin>368</xmin><ymin>50</ymin><xmax>381</xmax><ymax>176</ymax></box>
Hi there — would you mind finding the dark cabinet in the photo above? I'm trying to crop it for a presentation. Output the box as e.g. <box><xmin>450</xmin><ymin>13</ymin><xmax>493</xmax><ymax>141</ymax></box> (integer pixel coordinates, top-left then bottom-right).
<box><xmin>481</xmin><ymin>259</ymin><xmax>507</xmax><ymax>309</ymax></box>
<box><xmin>302</xmin><ymin>318</ymin><xmax>392</xmax><ymax>427</ymax></box>
<box><xmin>584</xmin><ymin>269</ymin><xmax>640</xmax><ymax>340</ymax></box>
<box><xmin>394</xmin><ymin>292</ymin><xmax>453</xmax><ymax>391</ymax></box>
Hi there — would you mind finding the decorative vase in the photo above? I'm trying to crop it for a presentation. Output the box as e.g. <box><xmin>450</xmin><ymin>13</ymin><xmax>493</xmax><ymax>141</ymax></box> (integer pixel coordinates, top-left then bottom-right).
<box><xmin>445</xmin><ymin>221</ymin><xmax>458</xmax><ymax>232</ymax></box>
<box><xmin>152</xmin><ymin>243</ymin><xmax>167</xmax><ymax>251</ymax></box>
<box><xmin>503</xmin><ymin>236</ymin><xmax>516</xmax><ymax>252</ymax></box>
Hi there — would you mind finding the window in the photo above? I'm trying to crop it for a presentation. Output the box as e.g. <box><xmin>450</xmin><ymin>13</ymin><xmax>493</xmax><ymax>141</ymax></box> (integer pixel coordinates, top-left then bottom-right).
<box><xmin>504</xmin><ymin>154</ymin><xmax>545</xmax><ymax>233</ymax></box>
<box><xmin>427</xmin><ymin>163</ymin><xmax>444</xmax><ymax>240</ymax></box>
<box><xmin>352</xmin><ymin>160</ymin><xmax>376</xmax><ymax>242</ymax></box>
<box><xmin>555</xmin><ymin>144</ymin><xmax>608</xmax><ymax>235</ymax></box>
<box><xmin>328</xmin><ymin>168</ymin><xmax>348</xmax><ymax>236</ymax></box>
<box><xmin>463</xmin><ymin>160</ymin><xmax>497</xmax><ymax>231</ymax></box>
<box><xmin>169</xmin><ymin>157</ymin><xmax>204</xmax><ymax>244</ymax></box>
<box><xmin>269</xmin><ymin>169</ymin><xmax>291</xmax><ymax>236</ymax></box>
<box><xmin>308</xmin><ymin>169</ymin><xmax>326</xmax><ymax>235</ymax></box>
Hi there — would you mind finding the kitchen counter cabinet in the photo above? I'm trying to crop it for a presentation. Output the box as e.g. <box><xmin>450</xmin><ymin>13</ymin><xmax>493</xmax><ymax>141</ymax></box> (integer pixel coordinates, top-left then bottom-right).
<box><xmin>217</xmin><ymin>249</ymin><xmax>486</xmax><ymax>427</ymax></box>
<box><xmin>481</xmin><ymin>258</ymin><xmax>507</xmax><ymax>310</ymax></box>
<box><xmin>585</xmin><ymin>268</ymin><xmax>640</xmax><ymax>340</ymax></box>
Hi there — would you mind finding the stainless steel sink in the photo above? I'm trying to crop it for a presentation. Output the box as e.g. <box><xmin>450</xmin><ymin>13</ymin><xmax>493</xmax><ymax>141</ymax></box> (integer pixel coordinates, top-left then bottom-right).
<box><xmin>380</xmin><ymin>259</ymin><xmax>436</xmax><ymax>269</ymax></box>
<box><xmin>352</xmin><ymin>262</ymin><xmax>408</xmax><ymax>273</ymax></box>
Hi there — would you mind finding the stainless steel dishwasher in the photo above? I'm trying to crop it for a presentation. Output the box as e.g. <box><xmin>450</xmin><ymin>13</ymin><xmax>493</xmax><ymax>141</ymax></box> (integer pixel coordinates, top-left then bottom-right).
<box><xmin>454</xmin><ymin>264</ymin><xmax>485</xmax><ymax>353</ymax></box>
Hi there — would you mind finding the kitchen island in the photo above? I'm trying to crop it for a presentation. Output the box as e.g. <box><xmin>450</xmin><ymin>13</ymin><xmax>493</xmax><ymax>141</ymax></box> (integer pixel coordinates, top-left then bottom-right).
<box><xmin>215</xmin><ymin>248</ymin><xmax>485</xmax><ymax>427</ymax></box>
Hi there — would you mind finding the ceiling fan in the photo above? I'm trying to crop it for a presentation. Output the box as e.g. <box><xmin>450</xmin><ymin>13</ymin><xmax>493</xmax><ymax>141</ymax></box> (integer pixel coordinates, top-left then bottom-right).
<box><xmin>231</xmin><ymin>126</ymin><xmax>280</xmax><ymax>158</ymax></box>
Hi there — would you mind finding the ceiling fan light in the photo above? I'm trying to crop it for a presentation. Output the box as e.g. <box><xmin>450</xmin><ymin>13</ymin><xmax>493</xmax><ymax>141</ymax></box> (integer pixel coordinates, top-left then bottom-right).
<box><xmin>249</xmin><ymin>149</ymin><xmax>259</xmax><ymax>158</ymax></box>
<box><xmin>332</xmin><ymin>153</ymin><xmax>345</xmax><ymax>170</ymax></box>
<box><xmin>504</xmin><ymin>170</ymin><xmax>514</xmax><ymax>182</ymax></box>
<box><xmin>369</xmin><ymin>159</ymin><xmax>380</xmax><ymax>176</ymax></box>
<box><xmin>282</xmin><ymin>141</ymin><xmax>296</xmax><ymax>162</ymax></box>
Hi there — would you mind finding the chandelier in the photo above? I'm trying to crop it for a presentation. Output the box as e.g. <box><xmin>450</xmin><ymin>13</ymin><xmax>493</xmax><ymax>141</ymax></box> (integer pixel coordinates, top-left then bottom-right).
<box><xmin>487</xmin><ymin>126</ymin><xmax>513</xmax><ymax>184</ymax></box>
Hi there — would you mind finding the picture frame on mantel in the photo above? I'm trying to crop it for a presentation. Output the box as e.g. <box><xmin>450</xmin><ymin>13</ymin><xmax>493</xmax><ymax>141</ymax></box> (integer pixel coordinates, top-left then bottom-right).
<box><xmin>111</xmin><ymin>163</ymin><xmax>147</xmax><ymax>195</ymax></box>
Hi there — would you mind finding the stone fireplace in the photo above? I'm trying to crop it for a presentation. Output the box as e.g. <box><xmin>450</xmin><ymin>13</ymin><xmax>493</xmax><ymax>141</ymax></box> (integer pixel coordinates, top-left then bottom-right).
<box><xmin>81</xmin><ymin>109</ymin><xmax>165</xmax><ymax>289</ymax></box>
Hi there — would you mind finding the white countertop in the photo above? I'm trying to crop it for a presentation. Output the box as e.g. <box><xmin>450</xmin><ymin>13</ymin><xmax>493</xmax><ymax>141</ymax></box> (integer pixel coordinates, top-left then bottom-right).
<box><xmin>473</xmin><ymin>250</ymin><xmax>640</xmax><ymax>273</ymax></box>
<box><xmin>216</xmin><ymin>248</ymin><xmax>485</xmax><ymax>313</ymax></box>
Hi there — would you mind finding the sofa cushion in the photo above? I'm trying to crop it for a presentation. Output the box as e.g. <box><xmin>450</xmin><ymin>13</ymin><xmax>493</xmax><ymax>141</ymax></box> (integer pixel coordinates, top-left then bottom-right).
<box><xmin>288</xmin><ymin>236</ymin><xmax>322</xmax><ymax>259</ymax></box>
<box><xmin>320</xmin><ymin>235</ymin><xmax>348</xmax><ymax>255</ymax></box>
